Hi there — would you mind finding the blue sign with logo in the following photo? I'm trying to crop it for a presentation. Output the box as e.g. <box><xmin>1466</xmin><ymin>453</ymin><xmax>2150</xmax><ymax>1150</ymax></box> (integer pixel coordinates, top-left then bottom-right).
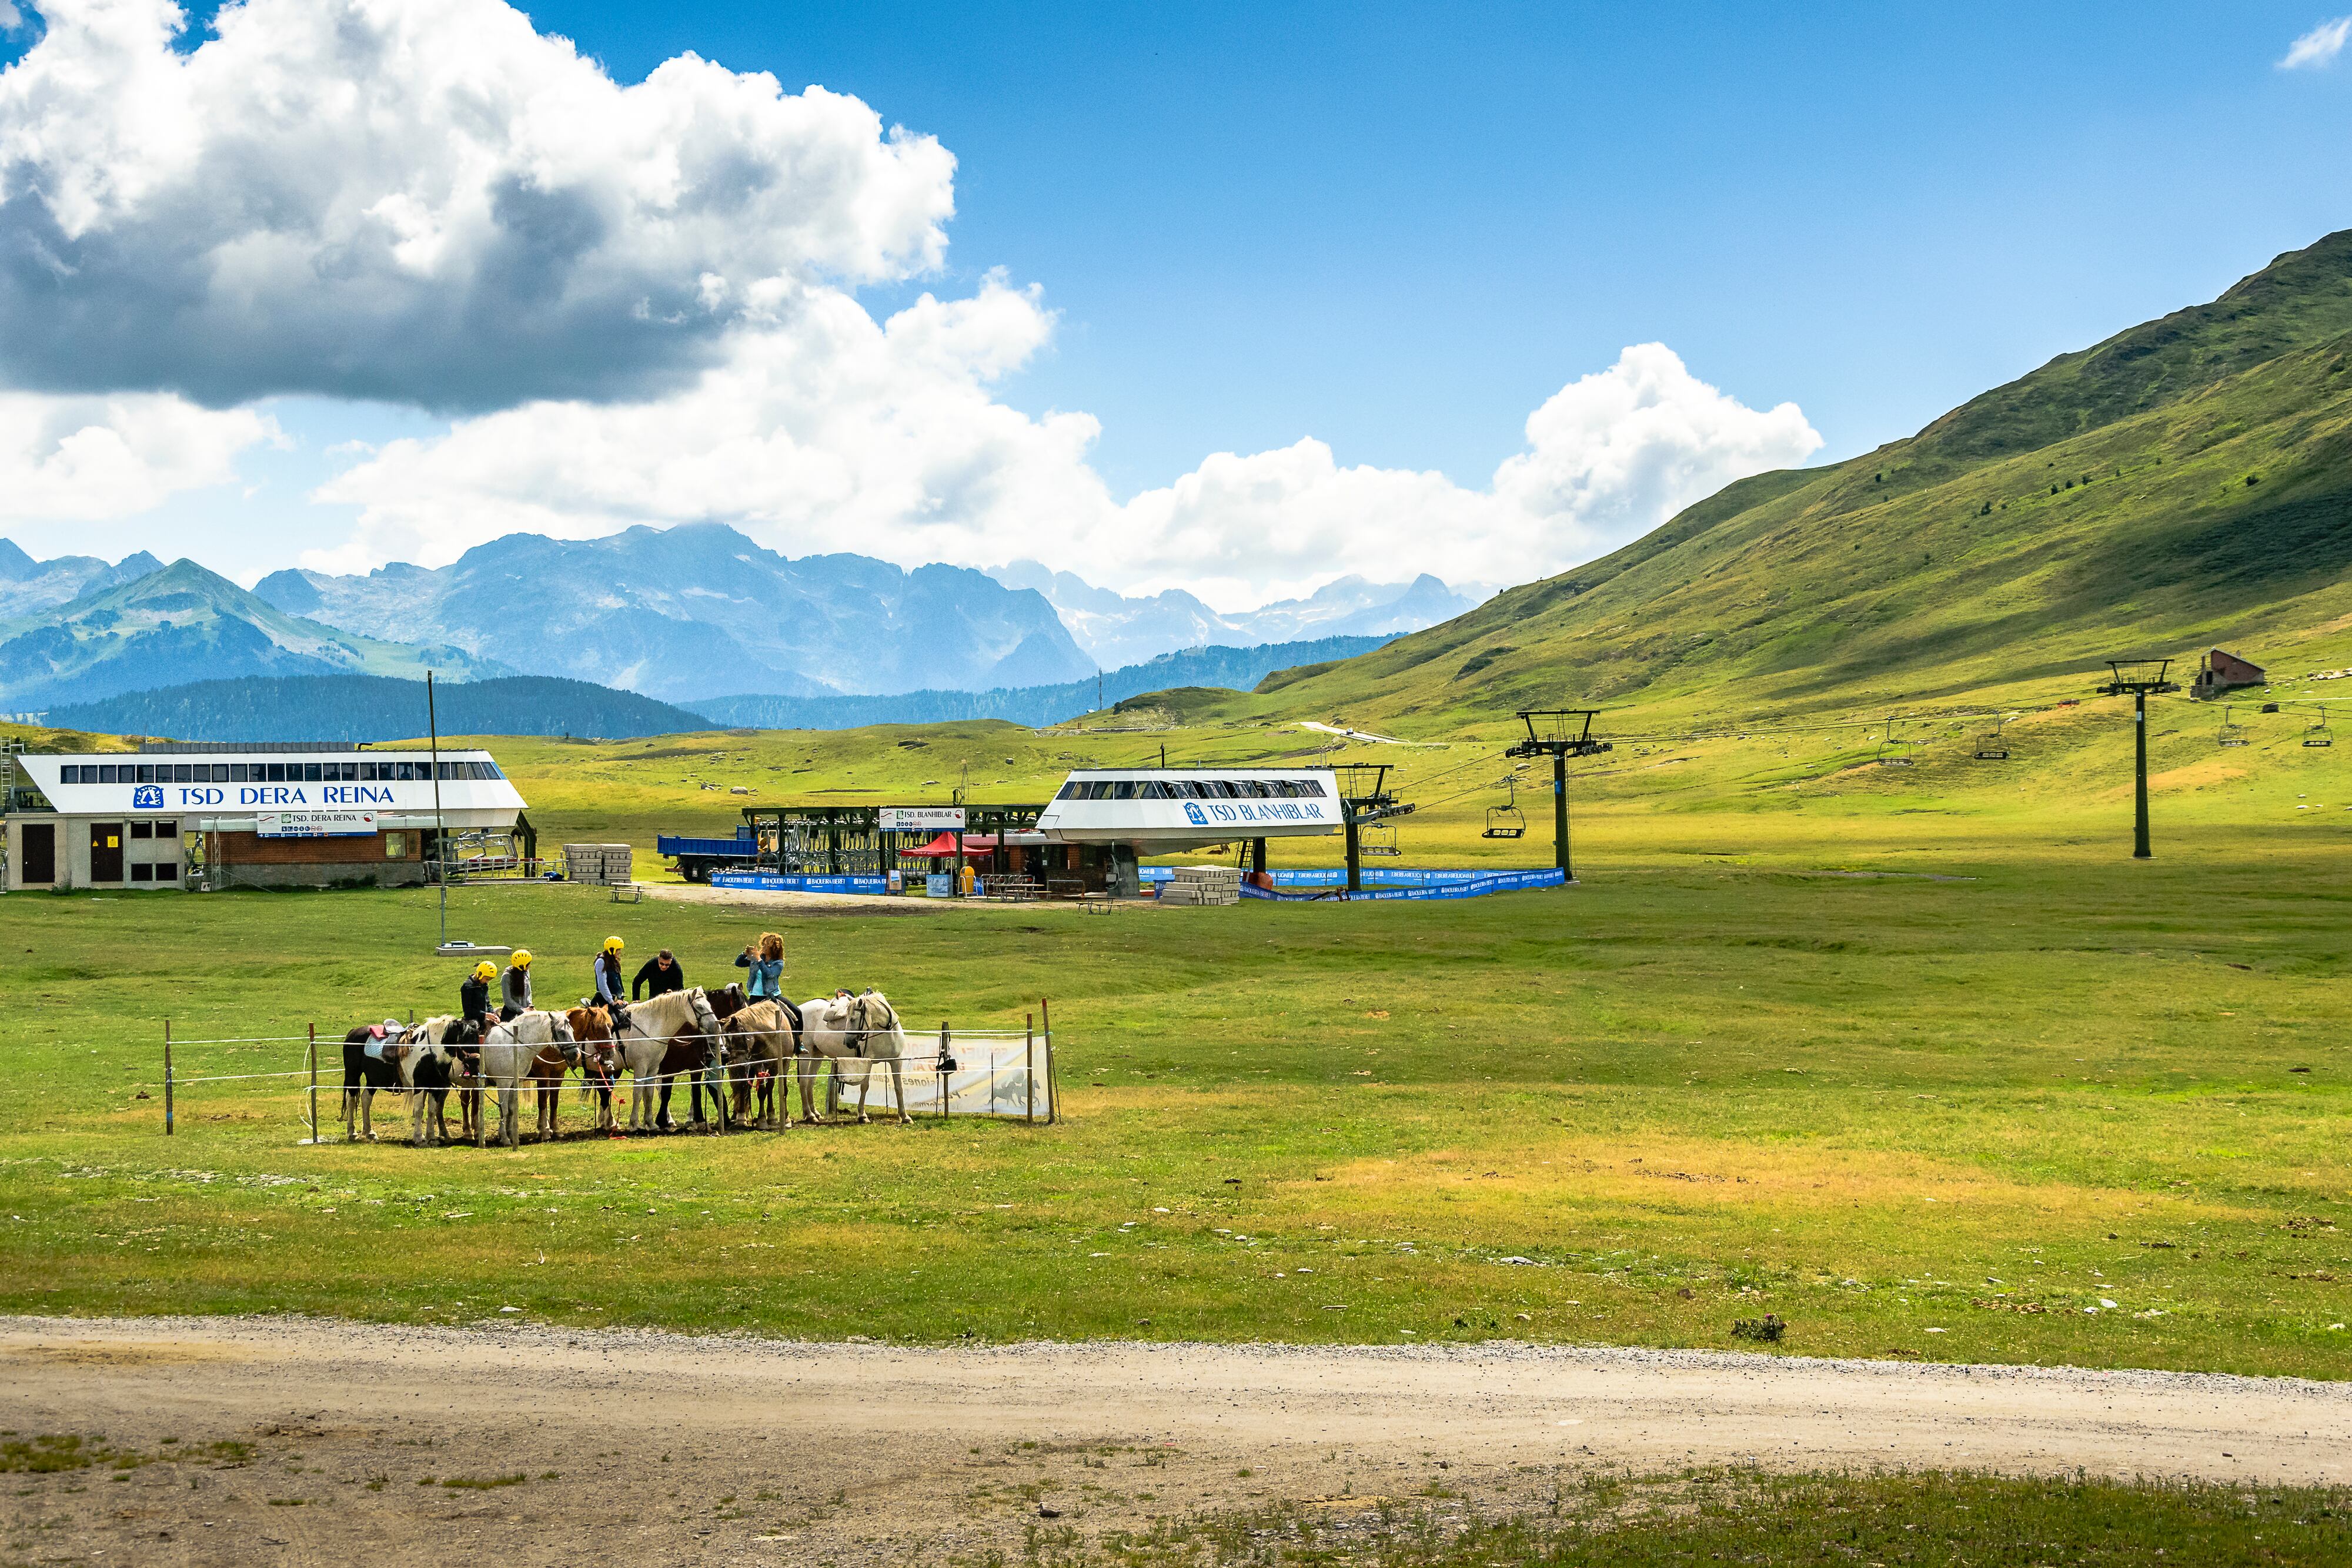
<box><xmin>131</xmin><ymin>785</ymin><xmax>165</xmax><ymax>809</ymax></box>
<box><xmin>1184</xmin><ymin>802</ymin><xmax>1209</xmax><ymax>826</ymax></box>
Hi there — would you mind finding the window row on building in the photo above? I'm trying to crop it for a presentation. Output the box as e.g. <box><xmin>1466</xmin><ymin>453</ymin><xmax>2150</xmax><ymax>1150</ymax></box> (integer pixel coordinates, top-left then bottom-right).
<box><xmin>58</xmin><ymin>760</ymin><xmax>505</xmax><ymax>785</ymax></box>
<box><xmin>1055</xmin><ymin>776</ymin><xmax>1330</xmax><ymax>801</ymax></box>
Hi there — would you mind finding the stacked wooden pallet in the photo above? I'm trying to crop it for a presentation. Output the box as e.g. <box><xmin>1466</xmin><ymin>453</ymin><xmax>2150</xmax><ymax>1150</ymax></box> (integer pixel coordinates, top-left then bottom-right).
<box><xmin>1159</xmin><ymin>865</ymin><xmax>1242</xmax><ymax>906</ymax></box>
<box><xmin>564</xmin><ymin>842</ymin><xmax>635</xmax><ymax>885</ymax></box>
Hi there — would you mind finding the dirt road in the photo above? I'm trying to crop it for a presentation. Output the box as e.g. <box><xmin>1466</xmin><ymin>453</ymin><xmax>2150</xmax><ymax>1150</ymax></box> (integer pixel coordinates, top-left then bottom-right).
<box><xmin>4</xmin><ymin>1316</ymin><xmax>2346</xmax><ymax>1565</ymax></box>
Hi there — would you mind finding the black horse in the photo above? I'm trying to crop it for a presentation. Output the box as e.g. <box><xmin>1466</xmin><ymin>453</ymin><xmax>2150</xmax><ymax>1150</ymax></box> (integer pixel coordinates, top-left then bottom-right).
<box><xmin>340</xmin><ymin>1024</ymin><xmax>406</xmax><ymax>1141</ymax></box>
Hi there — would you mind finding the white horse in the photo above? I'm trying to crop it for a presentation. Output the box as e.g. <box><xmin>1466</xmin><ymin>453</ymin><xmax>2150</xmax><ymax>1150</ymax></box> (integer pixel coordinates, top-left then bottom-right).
<box><xmin>796</xmin><ymin>990</ymin><xmax>913</xmax><ymax>1125</ymax></box>
<box><xmin>393</xmin><ymin>1017</ymin><xmax>474</xmax><ymax>1147</ymax></box>
<box><xmin>612</xmin><ymin>988</ymin><xmax>723</xmax><ymax>1132</ymax></box>
<box><xmin>482</xmin><ymin>1011</ymin><xmax>576</xmax><ymax>1148</ymax></box>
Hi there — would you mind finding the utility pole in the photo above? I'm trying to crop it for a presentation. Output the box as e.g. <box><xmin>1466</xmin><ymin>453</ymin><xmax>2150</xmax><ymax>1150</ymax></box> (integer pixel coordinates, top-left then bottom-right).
<box><xmin>1505</xmin><ymin>710</ymin><xmax>1611</xmax><ymax>881</ymax></box>
<box><xmin>2096</xmin><ymin>658</ymin><xmax>2179</xmax><ymax>859</ymax></box>
<box><xmin>427</xmin><ymin>669</ymin><xmax>448</xmax><ymax>944</ymax></box>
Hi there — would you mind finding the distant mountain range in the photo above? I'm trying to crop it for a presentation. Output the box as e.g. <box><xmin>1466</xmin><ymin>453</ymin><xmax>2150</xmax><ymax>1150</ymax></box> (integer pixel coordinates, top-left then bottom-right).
<box><xmin>0</xmin><ymin>539</ymin><xmax>165</xmax><ymax>621</ymax></box>
<box><xmin>0</xmin><ymin>524</ymin><xmax>1484</xmax><ymax>715</ymax></box>
<box><xmin>987</xmin><ymin>562</ymin><xmax>1486</xmax><ymax>670</ymax></box>
<box><xmin>255</xmin><ymin>524</ymin><xmax>1093</xmax><ymax>701</ymax></box>
<box><xmin>46</xmin><ymin>673</ymin><xmax>707</xmax><ymax>743</ymax></box>
<box><xmin>689</xmin><ymin>634</ymin><xmax>1395</xmax><ymax>730</ymax></box>
<box><xmin>0</xmin><ymin>557</ymin><xmax>501</xmax><ymax>709</ymax></box>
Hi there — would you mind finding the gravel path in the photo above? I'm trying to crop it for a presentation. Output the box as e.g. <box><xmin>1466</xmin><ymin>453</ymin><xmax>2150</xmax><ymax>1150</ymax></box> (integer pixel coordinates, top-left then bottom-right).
<box><xmin>4</xmin><ymin>1315</ymin><xmax>2345</xmax><ymax>1564</ymax></box>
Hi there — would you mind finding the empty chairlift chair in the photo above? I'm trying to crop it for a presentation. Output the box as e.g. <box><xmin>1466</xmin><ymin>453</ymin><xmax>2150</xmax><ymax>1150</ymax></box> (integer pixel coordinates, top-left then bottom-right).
<box><xmin>1483</xmin><ymin>778</ymin><xmax>1528</xmax><ymax>839</ymax></box>
<box><xmin>1973</xmin><ymin>716</ymin><xmax>2011</xmax><ymax>761</ymax></box>
<box><xmin>2306</xmin><ymin>710</ymin><xmax>2335</xmax><ymax>748</ymax></box>
<box><xmin>1360</xmin><ymin>820</ymin><xmax>1401</xmax><ymax>857</ymax></box>
<box><xmin>2216</xmin><ymin>706</ymin><xmax>2249</xmax><ymax>748</ymax></box>
<box><xmin>1874</xmin><ymin>718</ymin><xmax>1919</xmax><ymax>767</ymax></box>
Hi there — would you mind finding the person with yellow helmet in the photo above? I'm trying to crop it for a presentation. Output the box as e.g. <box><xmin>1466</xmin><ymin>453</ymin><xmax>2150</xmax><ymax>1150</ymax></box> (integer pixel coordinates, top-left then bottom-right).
<box><xmin>593</xmin><ymin>936</ymin><xmax>630</xmax><ymax>1031</ymax></box>
<box><xmin>460</xmin><ymin>960</ymin><xmax>496</xmax><ymax>1033</ymax></box>
<box><xmin>499</xmin><ymin>949</ymin><xmax>533</xmax><ymax>1021</ymax></box>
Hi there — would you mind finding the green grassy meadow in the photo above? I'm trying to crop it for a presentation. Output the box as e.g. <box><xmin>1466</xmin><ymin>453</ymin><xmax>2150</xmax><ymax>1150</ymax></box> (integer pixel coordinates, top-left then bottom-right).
<box><xmin>1022</xmin><ymin>1471</ymin><xmax>2352</xmax><ymax>1567</ymax></box>
<box><xmin>4</xmin><ymin>690</ymin><xmax>2348</xmax><ymax>1378</ymax></box>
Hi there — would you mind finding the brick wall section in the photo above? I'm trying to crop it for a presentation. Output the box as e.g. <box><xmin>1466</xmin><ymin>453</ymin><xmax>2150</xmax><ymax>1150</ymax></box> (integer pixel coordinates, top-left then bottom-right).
<box><xmin>206</xmin><ymin>831</ymin><xmax>418</xmax><ymax>865</ymax></box>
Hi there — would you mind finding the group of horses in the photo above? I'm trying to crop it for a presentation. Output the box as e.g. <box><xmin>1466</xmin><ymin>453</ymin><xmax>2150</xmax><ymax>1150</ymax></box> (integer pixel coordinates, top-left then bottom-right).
<box><xmin>339</xmin><ymin>985</ymin><xmax>914</xmax><ymax>1148</ymax></box>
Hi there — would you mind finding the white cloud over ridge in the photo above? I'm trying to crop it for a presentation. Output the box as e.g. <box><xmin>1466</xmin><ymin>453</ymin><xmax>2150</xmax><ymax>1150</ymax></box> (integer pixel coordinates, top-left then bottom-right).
<box><xmin>318</xmin><ymin>332</ymin><xmax>1819</xmax><ymax>605</ymax></box>
<box><xmin>2281</xmin><ymin>16</ymin><xmax>2352</xmax><ymax>69</ymax></box>
<box><xmin>0</xmin><ymin>0</ymin><xmax>1822</xmax><ymax>607</ymax></box>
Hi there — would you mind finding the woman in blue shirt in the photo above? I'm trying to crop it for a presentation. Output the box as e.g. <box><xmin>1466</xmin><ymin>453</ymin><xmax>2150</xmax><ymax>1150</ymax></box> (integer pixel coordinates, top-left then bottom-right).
<box><xmin>736</xmin><ymin>931</ymin><xmax>784</xmax><ymax>999</ymax></box>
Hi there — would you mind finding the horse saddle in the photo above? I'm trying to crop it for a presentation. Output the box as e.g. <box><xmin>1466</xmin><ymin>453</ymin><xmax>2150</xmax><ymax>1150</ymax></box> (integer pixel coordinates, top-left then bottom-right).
<box><xmin>363</xmin><ymin>1038</ymin><xmax>387</xmax><ymax>1060</ymax></box>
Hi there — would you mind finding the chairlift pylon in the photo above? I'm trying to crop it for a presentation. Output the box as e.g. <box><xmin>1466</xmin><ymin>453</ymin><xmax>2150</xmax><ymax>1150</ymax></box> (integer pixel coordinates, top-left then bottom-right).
<box><xmin>1483</xmin><ymin>776</ymin><xmax>1527</xmax><ymax>839</ymax></box>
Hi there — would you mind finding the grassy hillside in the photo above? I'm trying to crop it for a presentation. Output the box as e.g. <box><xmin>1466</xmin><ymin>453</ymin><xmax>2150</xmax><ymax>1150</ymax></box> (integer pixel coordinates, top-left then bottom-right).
<box><xmin>1236</xmin><ymin>229</ymin><xmax>2352</xmax><ymax>737</ymax></box>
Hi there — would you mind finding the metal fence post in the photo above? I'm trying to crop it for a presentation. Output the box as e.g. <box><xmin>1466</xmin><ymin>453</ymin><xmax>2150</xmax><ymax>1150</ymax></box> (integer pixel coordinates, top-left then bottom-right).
<box><xmin>307</xmin><ymin>1024</ymin><xmax>319</xmax><ymax>1144</ymax></box>
<box><xmin>1025</xmin><ymin>1014</ymin><xmax>1035</xmax><ymax>1125</ymax></box>
<box><xmin>939</xmin><ymin>1022</ymin><xmax>950</xmax><ymax>1121</ymax></box>
<box><xmin>1040</xmin><ymin>997</ymin><xmax>1056</xmax><ymax>1124</ymax></box>
<box><xmin>163</xmin><ymin>1019</ymin><xmax>173</xmax><ymax>1137</ymax></box>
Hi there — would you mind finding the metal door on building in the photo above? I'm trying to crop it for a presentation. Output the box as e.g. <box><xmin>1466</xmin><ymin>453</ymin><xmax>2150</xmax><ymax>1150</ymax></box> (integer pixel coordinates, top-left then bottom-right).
<box><xmin>89</xmin><ymin>822</ymin><xmax>123</xmax><ymax>882</ymax></box>
<box><xmin>21</xmin><ymin>824</ymin><xmax>54</xmax><ymax>884</ymax></box>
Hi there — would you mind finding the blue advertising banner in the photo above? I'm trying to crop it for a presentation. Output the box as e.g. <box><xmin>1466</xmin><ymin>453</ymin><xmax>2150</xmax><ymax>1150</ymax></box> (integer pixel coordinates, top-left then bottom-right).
<box><xmin>1146</xmin><ymin>865</ymin><xmax>1549</xmax><ymax>890</ymax></box>
<box><xmin>709</xmin><ymin>872</ymin><xmax>889</xmax><ymax>895</ymax></box>
<box><xmin>1237</xmin><ymin>867</ymin><xmax>1566</xmax><ymax>902</ymax></box>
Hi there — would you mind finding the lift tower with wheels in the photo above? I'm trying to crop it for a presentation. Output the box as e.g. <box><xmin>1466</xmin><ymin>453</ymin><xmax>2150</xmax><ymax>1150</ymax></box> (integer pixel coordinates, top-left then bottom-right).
<box><xmin>1332</xmin><ymin>764</ymin><xmax>1413</xmax><ymax>895</ymax></box>
<box><xmin>2096</xmin><ymin>658</ymin><xmax>2179</xmax><ymax>860</ymax></box>
<box><xmin>1505</xmin><ymin>710</ymin><xmax>1612</xmax><ymax>882</ymax></box>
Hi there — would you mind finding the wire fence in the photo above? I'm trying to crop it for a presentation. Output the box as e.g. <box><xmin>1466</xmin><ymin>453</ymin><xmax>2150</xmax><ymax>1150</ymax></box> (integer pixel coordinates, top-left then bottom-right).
<box><xmin>144</xmin><ymin>1008</ymin><xmax>1060</xmax><ymax>1143</ymax></box>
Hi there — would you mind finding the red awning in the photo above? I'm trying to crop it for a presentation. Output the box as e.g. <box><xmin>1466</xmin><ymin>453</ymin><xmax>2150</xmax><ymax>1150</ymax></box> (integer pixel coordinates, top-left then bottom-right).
<box><xmin>901</xmin><ymin>831</ymin><xmax>999</xmax><ymax>857</ymax></box>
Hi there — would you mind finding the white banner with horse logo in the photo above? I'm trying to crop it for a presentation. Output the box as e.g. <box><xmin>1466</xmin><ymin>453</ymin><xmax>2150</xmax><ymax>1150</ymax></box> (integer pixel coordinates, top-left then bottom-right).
<box><xmin>256</xmin><ymin>810</ymin><xmax>378</xmax><ymax>838</ymax></box>
<box><xmin>832</xmin><ymin>1035</ymin><xmax>1053</xmax><ymax>1121</ymax></box>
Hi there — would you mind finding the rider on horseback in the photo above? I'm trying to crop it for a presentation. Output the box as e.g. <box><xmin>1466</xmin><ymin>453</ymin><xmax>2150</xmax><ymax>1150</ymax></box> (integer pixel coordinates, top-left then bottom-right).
<box><xmin>500</xmin><ymin>949</ymin><xmax>533</xmax><ymax>1022</ymax></box>
<box><xmin>460</xmin><ymin>961</ymin><xmax>496</xmax><ymax>1034</ymax></box>
<box><xmin>594</xmin><ymin>936</ymin><xmax>630</xmax><ymax>1034</ymax></box>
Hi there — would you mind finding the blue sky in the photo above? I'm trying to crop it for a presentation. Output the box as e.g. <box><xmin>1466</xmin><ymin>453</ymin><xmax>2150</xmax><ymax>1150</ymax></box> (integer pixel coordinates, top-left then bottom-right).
<box><xmin>510</xmin><ymin>1</ymin><xmax>2352</xmax><ymax>489</ymax></box>
<box><xmin>2</xmin><ymin>2</ymin><xmax>2350</xmax><ymax>600</ymax></box>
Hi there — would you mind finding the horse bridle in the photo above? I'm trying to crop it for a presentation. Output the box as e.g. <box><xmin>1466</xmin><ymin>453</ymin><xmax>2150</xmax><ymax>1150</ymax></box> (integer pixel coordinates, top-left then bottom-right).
<box><xmin>850</xmin><ymin>992</ymin><xmax>894</xmax><ymax>1058</ymax></box>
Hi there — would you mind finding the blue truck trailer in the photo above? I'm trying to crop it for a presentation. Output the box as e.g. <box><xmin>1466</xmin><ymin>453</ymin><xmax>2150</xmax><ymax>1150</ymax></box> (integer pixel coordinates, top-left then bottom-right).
<box><xmin>655</xmin><ymin>824</ymin><xmax>763</xmax><ymax>882</ymax></box>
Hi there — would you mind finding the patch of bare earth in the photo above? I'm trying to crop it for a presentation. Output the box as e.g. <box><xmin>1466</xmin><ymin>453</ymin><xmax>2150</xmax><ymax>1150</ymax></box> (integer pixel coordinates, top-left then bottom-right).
<box><xmin>2</xmin><ymin>1315</ymin><xmax>2346</xmax><ymax>1566</ymax></box>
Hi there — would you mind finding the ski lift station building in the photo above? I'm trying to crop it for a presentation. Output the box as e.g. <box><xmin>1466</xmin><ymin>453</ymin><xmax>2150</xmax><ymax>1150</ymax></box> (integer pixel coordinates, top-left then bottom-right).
<box><xmin>1</xmin><ymin>742</ymin><xmax>529</xmax><ymax>892</ymax></box>
<box><xmin>1032</xmin><ymin>767</ymin><xmax>1340</xmax><ymax>892</ymax></box>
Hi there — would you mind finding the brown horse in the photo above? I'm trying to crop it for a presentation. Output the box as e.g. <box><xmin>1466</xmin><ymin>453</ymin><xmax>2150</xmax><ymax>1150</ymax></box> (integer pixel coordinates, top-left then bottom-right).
<box><xmin>564</xmin><ymin>1007</ymin><xmax>622</xmax><ymax>1134</ymax></box>
<box><xmin>720</xmin><ymin>999</ymin><xmax>797</xmax><ymax>1129</ymax></box>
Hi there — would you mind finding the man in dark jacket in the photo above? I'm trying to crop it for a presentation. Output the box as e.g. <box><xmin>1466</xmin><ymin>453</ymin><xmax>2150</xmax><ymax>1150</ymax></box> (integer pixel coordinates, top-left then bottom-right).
<box><xmin>632</xmin><ymin>949</ymin><xmax>699</xmax><ymax>1127</ymax></box>
<box><xmin>633</xmin><ymin>949</ymin><xmax>686</xmax><ymax>999</ymax></box>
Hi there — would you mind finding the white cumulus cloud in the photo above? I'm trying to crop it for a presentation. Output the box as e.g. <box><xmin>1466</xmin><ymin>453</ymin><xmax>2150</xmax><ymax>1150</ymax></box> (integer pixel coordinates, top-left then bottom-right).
<box><xmin>315</xmin><ymin>333</ymin><xmax>1819</xmax><ymax>604</ymax></box>
<box><xmin>2281</xmin><ymin>16</ymin><xmax>2352</xmax><ymax>69</ymax></box>
<box><xmin>0</xmin><ymin>0</ymin><xmax>956</xmax><ymax>409</ymax></box>
<box><xmin>0</xmin><ymin>392</ymin><xmax>276</xmax><ymax>521</ymax></box>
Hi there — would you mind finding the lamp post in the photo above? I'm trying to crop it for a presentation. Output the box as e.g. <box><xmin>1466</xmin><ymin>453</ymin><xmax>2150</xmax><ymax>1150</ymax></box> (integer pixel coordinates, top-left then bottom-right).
<box><xmin>1505</xmin><ymin>710</ymin><xmax>1612</xmax><ymax>881</ymax></box>
<box><xmin>2095</xmin><ymin>658</ymin><xmax>2179</xmax><ymax>860</ymax></box>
